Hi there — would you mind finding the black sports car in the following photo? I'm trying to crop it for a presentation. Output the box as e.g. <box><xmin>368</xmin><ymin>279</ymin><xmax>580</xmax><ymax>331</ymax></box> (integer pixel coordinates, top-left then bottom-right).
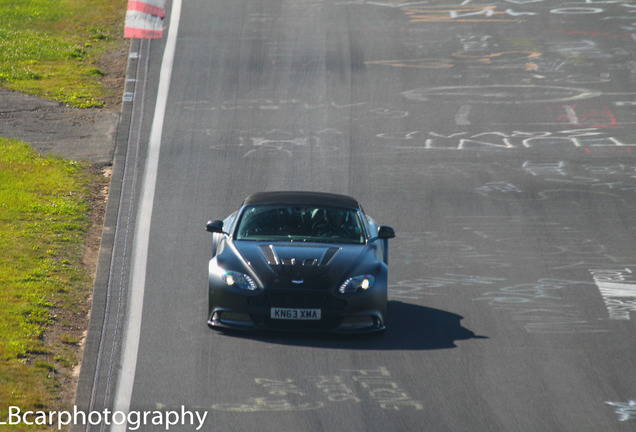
<box><xmin>205</xmin><ymin>191</ymin><xmax>395</xmax><ymax>333</ymax></box>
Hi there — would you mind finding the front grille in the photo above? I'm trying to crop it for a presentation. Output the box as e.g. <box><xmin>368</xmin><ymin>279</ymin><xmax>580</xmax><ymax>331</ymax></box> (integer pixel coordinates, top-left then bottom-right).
<box><xmin>270</xmin><ymin>293</ymin><xmax>325</xmax><ymax>308</ymax></box>
<box><xmin>248</xmin><ymin>292</ymin><xmax>347</xmax><ymax>311</ymax></box>
<box><xmin>247</xmin><ymin>291</ymin><xmax>347</xmax><ymax>331</ymax></box>
<box><xmin>247</xmin><ymin>295</ymin><xmax>269</xmax><ymax>308</ymax></box>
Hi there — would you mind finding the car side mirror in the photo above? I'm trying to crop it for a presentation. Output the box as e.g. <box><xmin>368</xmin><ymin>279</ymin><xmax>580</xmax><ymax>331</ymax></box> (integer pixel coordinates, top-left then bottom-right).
<box><xmin>206</xmin><ymin>220</ymin><xmax>224</xmax><ymax>233</ymax></box>
<box><xmin>378</xmin><ymin>225</ymin><xmax>395</xmax><ymax>239</ymax></box>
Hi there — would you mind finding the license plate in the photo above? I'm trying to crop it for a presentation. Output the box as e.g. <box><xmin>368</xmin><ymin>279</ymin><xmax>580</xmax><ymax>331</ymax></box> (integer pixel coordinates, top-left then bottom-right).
<box><xmin>271</xmin><ymin>308</ymin><xmax>321</xmax><ymax>320</ymax></box>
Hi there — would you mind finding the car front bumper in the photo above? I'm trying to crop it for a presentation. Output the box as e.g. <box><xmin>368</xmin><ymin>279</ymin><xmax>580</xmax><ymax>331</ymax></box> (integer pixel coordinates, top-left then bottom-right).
<box><xmin>207</xmin><ymin>286</ymin><xmax>386</xmax><ymax>334</ymax></box>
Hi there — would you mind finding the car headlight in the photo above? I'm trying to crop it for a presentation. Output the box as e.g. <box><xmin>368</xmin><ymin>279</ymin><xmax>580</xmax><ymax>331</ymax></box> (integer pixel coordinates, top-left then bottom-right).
<box><xmin>339</xmin><ymin>275</ymin><xmax>375</xmax><ymax>294</ymax></box>
<box><xmin>222</xmin><ymin>271</ymin><xmax>258</xmax><ymax>291</ymax></box>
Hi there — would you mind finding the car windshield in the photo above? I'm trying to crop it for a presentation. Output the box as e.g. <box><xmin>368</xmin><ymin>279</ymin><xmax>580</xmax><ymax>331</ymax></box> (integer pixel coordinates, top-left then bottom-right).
<box><xmin>235</xmin><ymin>205</ymin><xmax>366</xmax><ymax>244</ymax></box>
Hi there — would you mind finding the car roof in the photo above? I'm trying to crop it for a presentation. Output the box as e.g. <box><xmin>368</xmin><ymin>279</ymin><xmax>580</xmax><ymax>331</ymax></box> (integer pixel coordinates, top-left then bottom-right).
<box><xmin>242</xmin><ymin>191</ymin><xmax>361</xmax><ymax>209</ymax></box>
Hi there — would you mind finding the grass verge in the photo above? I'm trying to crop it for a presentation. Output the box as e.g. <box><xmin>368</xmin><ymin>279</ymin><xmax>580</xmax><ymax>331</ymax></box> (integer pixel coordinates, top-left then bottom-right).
<box><xmin>0</xmin><ymin>0</ymin><xmax>128</xmax><ymax>108</ymax></box>
<box><xmin>0</xmin><ymin>138</ymin><xmax>106</xmax><ymax>430</ymax></box>
<box><xmin>0</xmin><ymin>0</ymin><xmax>128</xmax><ymax>426</ymax></box>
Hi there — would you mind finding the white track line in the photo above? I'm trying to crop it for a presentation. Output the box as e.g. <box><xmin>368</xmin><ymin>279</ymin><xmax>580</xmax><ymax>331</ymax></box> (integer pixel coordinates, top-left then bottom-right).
<box><xmin>112</xmin><ymin>0</ymin><xmax>182</xmax><ymax>429</ymax></box>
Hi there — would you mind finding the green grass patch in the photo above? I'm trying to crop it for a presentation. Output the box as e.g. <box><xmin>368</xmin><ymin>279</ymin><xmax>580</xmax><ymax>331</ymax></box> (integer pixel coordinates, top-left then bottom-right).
<box><xmin>0</xmin><ymin>0</ymin><xmax>128</xmax><ymax>107</ymax></box>
<box><xmin>0</xmin><ymin>138</ymin><xmax>99</xmax><ymax>429</ymax></box>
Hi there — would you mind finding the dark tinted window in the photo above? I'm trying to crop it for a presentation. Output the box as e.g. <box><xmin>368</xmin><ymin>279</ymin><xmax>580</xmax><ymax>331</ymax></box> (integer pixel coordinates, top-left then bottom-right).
<box><xmin>235</xmin><ymin>205</ymin><xmax>365</xmax><ymax>244</ymax></box>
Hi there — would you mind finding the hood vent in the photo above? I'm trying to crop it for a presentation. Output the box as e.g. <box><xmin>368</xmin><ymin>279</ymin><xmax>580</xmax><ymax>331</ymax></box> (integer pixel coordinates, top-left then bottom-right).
<box><xmin>258</xmin><ymin>245</ymin><xmax>340</xmax><ymax>267</ymax></box>
<box><xmin>320</xmin><ymin>247</ymin><xmax>339</xmax><ymax>266</ymax></box>
<box><xmin>259</xmin><ymin>245</ymin><xmax>279</xmax><ymax>265</ymax></box>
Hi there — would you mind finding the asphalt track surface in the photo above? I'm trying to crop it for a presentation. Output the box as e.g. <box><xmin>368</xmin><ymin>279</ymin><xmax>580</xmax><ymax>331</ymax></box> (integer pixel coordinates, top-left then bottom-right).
<box><xmin>76</xmin><ymin>1</ymin><xmax>636</xmax><ymax>431</ymax></box>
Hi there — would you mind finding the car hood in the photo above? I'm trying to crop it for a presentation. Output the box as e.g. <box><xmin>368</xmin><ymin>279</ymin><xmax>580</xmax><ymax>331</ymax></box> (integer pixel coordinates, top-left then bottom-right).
<box><xmin>231</xmin><ymin>241</ymin><xmax>370</xmax><ymax>289</ymax></box>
